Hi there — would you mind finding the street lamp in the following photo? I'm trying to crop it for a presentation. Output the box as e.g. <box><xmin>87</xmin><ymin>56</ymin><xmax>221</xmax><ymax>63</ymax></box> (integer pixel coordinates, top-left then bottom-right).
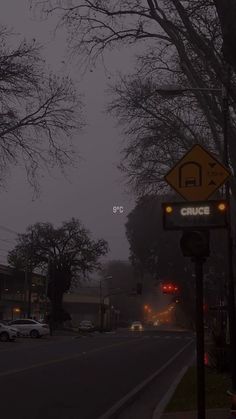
<box><xmin>156</xmin><ymin>82</ymin><xmax>236</xmax><ymax>392</ymax></box>
<box><xmin>100</xmin><ymin>288</ymin><xmax>123</xmax><ymax>333</ymax></box>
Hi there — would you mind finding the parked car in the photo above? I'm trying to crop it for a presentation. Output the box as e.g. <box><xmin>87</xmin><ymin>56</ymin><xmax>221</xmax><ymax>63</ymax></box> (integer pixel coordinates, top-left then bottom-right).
<box><xmin>8</xmin><ymin>319</ymin><xmax>49</xmax><ymax>338</ymax></box>
<box><xmin>0</xmin><ymin>322</ymin><xmax>17</xmax><ymax>342</ymax></box>
<box><xmin>78</xmin><ymin>320</ymin><xmax>95</xmax><ymax>333</ymax></box>
<box><xmin>130</xmin><ymin>321</ymin><xmax>143</xmax><ymax>331</ymax></box>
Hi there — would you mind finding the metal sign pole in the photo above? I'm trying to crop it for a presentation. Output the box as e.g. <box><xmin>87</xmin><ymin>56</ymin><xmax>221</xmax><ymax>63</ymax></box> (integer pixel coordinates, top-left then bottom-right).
<box><xmin>194</xmin><ymin>256</ymin><xmax>206</xmax><ymax>419</ymax></box>
<box><xmin>222</xmin><ymin>68</ymin><xmax>236</xmax><ymax>392</ymax></box>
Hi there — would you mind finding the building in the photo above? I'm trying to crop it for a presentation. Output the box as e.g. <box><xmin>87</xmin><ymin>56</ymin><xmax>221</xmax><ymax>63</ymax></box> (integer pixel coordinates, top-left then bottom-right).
<box><xmin>63</xmin><ymin>291</ymin><xmax>117</xmax><ymax>329</ymax></box>
<box><xmin>0</xmin><ymin>264</ymin><xmax>46</xmax><ymax>320</ymax></box>
<box><xmin>0</xmin><ymin>265</ymin><xmax>119</xmax><ymax>328</ymax></box>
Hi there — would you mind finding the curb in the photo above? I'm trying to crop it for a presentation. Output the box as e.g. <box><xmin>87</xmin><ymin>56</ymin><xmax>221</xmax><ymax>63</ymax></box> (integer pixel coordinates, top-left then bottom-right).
<box><xmin>152</xmin><ymin>357</ymin><xmax>194</xmax><ymax>419</ymax></box>
<box><xmin>97</xmin><ymin>339</ymin><xmax>194</xmax><ymax>419</ymax></box>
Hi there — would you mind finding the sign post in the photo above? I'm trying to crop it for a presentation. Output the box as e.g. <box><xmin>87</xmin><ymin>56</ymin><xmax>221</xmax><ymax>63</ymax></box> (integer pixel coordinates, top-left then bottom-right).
<box><xmin>179</xmin><ymin>229</ymin><xmax>210</xmax><ymax>419</ymax></box>
<box><xmin>195</xmin><ymin>256</ymin><xmax>206</xmax><ymax>419</ymax></box>
<box><xmin>163</xmin><ymin>143</ymin><xmax>232</xmax><ymax>419</ymax></box>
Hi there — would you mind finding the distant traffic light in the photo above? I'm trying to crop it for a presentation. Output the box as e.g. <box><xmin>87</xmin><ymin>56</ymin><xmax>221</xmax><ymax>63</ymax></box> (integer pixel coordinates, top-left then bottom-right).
<box><xmin>136</xmin><ymin>282</ymin><xmax>143</xmax><ymax>295</ymax></box>
<box><xmin>161</xmin><ymin>282</ymin><xmax>179</xmax><ymax>295</ymax></box>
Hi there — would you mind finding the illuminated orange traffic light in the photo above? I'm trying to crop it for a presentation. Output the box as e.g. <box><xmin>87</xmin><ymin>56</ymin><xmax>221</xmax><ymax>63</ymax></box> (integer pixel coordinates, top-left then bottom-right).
<box><xmin>165</xmin><ymin>205</ymin><xmax>173</xmax><ymax>214</ymax></box>
<box><xmin>217</xmin><ymin>202</ymin><xmax>227</xmax><ymax>212</ymax></box>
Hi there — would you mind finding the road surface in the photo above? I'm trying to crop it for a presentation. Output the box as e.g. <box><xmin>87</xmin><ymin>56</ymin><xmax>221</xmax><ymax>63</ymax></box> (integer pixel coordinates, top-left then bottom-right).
<box><xmin>0</xmin><ymin>328</ymin><xmax>194</xmax><ymax>419</ymax></box>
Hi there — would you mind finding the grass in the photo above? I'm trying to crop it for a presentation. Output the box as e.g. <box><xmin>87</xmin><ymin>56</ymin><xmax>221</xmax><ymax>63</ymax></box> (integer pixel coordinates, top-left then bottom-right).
<box><xmin>165</xmin><ymin>366</ymin><xmax>231</xmax><ymax>412</ymax></box>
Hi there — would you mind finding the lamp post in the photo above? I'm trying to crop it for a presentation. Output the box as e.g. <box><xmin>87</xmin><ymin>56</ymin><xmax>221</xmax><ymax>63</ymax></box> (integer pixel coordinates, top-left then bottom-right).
<box><xmin>99</xmin><ymin>275</ymin><xmax>112</xmax><ymax>332</ymax></box>
<box><xmin>100</xmin><ymin>288</ymin><xmax>122</xmax><ymax>332</ymax></box>
<box><xmin>157</xmin><ymin>82</ymin><xmax>236</xmax><ymax>391</ymax></box>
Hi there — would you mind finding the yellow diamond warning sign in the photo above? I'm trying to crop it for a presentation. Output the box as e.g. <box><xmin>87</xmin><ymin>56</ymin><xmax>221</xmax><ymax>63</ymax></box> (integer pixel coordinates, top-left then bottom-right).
<box><xmin>165</xmin><ymin>144</ymin><xmax>231</xmax><ymax>201</ymax></box>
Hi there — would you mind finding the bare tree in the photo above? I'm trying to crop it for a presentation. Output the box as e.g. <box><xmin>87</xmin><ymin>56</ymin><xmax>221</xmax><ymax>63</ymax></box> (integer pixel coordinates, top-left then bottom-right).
<box><xmin>32</xmin><ymin>1</ymin><xmax>236</xmax><ymax>196</ymax></box>
<box><xmin>0</xmin><ymin>26</ymin><xmax>84</xmax><ymax>192</ymax></box>
<box><xmin>108</xmin><ymin>75</ymin><xmax>213</xmax><ymax>195</ymax></box>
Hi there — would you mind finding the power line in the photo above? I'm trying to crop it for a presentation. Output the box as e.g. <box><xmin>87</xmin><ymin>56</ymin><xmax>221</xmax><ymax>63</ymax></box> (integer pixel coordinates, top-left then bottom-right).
<box><xmin>0</xmin><ymin>225</ymin><xmax>19</xmax><ymax>235</ymax></box>
<box><xmin>0</xmin><ymin>238</ymin><xmax>16</xmax><ymax>244</ymax></box>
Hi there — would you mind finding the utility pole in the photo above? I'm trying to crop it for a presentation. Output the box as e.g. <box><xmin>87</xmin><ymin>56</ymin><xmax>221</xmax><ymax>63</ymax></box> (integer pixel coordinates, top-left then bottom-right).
<box><xmin>222</xmin><ymin>66</ymin><xmax>236</xmax><ymax>392</ymax></box>
<box><xmin>44</xmin><ymin>255</ymin><xmax>50</xmax><ymax>320</ymax></box>
<box><xmin>99</xmin><ymin>279</ymin><xmax>103</xmax><ymax>332</ymax></box>
<box><xmin>50</xmin><ymin>256</ymin><xmax>56</xmax><ymax>335</ymax></box>
<box><xmin>27</xmin><ymin>268</ymin><xmax>32</xmax><ymax>318</ymax></box>
<box><xmin>24</xmin><ymin>252</ymin><xmax>28</xmax><ymax>318</ymax></box>
<box><xmin>27</xmin><ymin>231</ymin><xmax>34</xmax><ymax>318</ymax></box>
<box><xmin>99</xmin><ymin>276</ymin><xmax>113</xmax><ymax>332</ymax></box>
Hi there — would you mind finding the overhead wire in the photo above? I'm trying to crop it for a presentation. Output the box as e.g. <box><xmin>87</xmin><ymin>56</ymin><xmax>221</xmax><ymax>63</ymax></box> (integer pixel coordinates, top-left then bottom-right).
<box><xmin>0</xmin><ymin>225</ymin><xmax>19</xmax><ymax>235</ymax></box>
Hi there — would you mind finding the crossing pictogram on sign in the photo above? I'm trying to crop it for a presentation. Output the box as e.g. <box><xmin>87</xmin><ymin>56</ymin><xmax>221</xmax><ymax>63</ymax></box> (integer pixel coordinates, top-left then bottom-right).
<box><xmin>164</xmin><ymin>144</ymin><xmax>231</xmax><ymax>201</ymax></box>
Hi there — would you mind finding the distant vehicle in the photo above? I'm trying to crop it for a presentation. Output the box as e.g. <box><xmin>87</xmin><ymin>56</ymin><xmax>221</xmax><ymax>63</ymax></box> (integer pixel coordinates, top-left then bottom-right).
<box><xmin>78</xmin><ymin>320</ymin><xmax>95</xmax><ymax>333</ymax></box>
<box><xmin>8</xmin><ymin>319</ymin><xmax>49</xmax><ymax>338</ymax></box>
<box><xmin>130</xmin><ymin>321</ymin><xmax>143</xmax><ymax>331</ymax></box>
<box><xmin>153</xmin><ymin>320</ymin><xmax>160</xmax><ymax>326</ymax></box>
<box><xmin>0</xmin><ymin>322</ymin><xmax>17</xmax><ymax>342</ymax></box>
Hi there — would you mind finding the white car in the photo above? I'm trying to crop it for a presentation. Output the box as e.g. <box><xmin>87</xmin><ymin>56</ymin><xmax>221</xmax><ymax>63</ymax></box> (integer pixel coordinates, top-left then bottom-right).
<box><xmin>0</xmin><ymin>322</ymin><xmax>17</xmax><ymax>342</ymax></box>
<box><xmin>8</xmin><ymin>319</ymin><xmax>49</xmax><ymax>338</ymax></box>
<box><xmin>78</xmin><ymin>320</ymin><xmax>95</xmax><ymax>333</ymax></box>
<box><xmin>130</xmin><ymin>321</ymin><xmax>143</xmax><ymax>331</ymax></box>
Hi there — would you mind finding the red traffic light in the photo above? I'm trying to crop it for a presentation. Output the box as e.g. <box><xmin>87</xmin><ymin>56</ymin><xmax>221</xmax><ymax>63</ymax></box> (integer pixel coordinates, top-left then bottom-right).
<box><xmin>161</xmin><ymin>282</ymin><xmax>179</xmax><ymax>295</ymax></box>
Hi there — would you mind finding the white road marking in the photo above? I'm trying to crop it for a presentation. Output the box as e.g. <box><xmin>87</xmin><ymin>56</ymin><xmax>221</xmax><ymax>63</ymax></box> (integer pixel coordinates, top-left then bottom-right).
<box><xmin>97</xmin><ymin>339</ymin><xmax>194</xmax><ymax>419</ymax></box>
<box><xmin>0</xmin><ymin>338</ymin><xmax>147</xmax><ymax>377</ymax></box>
<box><xmin>152</xmin><ymin>354</ymin><xmax>195</xmax><ymax>419</ymax></box>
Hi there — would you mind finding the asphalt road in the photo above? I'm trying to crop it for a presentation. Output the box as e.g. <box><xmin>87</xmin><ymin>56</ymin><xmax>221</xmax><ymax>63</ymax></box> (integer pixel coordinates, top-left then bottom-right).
<box><xmin>0</xmin><ymin>329</ymin><xmax>194</xmax><ymax>419</ymax></box>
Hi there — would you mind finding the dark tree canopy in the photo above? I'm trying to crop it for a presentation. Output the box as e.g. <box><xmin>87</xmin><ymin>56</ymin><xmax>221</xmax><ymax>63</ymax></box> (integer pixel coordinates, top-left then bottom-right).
<box><xmin>8</xmin><ymin>218</ymin><xmax>108</xmax><ymax>322</ymax></box>
<box><xmin>125</xmin><ymin>194</ymin><xmax>183</xmax><ymax>280</ymax></box>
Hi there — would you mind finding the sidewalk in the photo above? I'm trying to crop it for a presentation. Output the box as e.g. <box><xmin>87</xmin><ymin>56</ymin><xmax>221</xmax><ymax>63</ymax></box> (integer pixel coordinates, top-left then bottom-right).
<box><xmin>158</xmin><ymin>333</ymin><xmax>231</xmax><ymax>419</ymax></box>
<box><xmin>161</xmin><ymin>408</ymin><xmax>229</xmax><ymax>418</ymax></box>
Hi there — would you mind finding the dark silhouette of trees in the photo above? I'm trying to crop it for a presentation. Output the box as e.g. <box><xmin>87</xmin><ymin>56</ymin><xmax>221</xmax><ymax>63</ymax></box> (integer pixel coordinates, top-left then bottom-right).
<box><xmin>125</xmin><ymin>194</ymin><xmax>228</xmax><ymax>328</ymax></box>
<box><xmin>100</xmin><ymin>260</ymin><xmax>143</xmax><ymax>323</ymax></box>
<box><xmin>8</xmin><ymin>219</ymin><xmax>108</xmax><ymax>323</ymax></box>
<box><xmin>125</xmin><ymin>194</ymin><xmax>183</xmax><ymax>281</ymax></box>
<box><xmin>0</xmin><ymin>25</ymin><xmax>84</xmax><ymax>192</ymax></box>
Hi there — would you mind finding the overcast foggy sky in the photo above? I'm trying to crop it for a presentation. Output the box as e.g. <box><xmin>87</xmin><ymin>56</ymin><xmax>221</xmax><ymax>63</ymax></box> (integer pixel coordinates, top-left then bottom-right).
<box><xmin>0</xmin><ymin>0</ymin><xmax>137</xmax><ymax>265</ymax></box>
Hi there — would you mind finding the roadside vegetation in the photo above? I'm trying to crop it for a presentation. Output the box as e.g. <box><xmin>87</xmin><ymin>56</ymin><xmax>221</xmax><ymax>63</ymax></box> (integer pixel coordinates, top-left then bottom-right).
<box><xmin>165</xmin><ymin>366</ymin><xmax>231</xmax><ymax>412</ymax></box>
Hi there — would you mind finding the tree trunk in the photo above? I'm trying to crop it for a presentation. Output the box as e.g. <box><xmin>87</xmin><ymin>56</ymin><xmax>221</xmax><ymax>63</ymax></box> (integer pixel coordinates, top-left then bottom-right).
<box><xmin>214</xmin><ymin>0</ymin><xmax>236</xmax><ymax>70</ymax></box>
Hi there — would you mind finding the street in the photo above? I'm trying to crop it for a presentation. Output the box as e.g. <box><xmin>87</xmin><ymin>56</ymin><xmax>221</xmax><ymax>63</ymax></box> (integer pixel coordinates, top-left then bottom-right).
<box><xmin>0</xmin><ymin>329</ymin><xmax>194</xmax><ymax>419</ymax></box>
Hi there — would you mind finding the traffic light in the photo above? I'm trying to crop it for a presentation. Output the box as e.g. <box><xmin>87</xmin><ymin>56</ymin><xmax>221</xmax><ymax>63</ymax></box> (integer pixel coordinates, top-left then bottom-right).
<box><xmin>180</xmin><ymin>230</ymin><xmax>210</xmax><ymax>257</ymax></box>
<box><xmin>161</xmin><ymin>282</ymin><xmax>179</xmax><ymax>295</ymax></box>
<box><xmin>136</xmin><ymin>282</ymin><xmax>143</xmax><ymax>295</ymax></box>
<box><xmin>162</xmin><ymin>284</ymin><xmax>168</xmax><ymax>294</ymax></box>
